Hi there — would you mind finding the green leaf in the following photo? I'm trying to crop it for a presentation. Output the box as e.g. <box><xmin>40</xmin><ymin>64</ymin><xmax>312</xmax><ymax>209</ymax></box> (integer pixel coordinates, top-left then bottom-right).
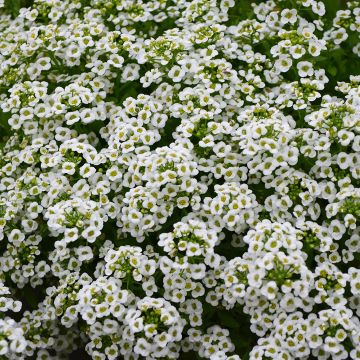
<box><xmin>218</xmin><ymin>311</ymin><xmax>241</xmax><ymax>329</ymax></box>
<box><xmin>5</xmin><ymin>0</ymin><xmax>20</xmax><ymax>17</ymax></box>
<box><xmin>328</xmin><ymin>65</ymin><xmax>338</xmax><ymax>77</ymax></box>
<box><xmin>0</xmin><ymin>111</ymin><xmax>11</xmax><ymax>135</ymax></box>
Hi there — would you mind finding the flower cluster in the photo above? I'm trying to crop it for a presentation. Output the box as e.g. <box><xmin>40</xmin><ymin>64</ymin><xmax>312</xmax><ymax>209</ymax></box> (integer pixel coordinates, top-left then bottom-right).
<box><xmin>0</xmin><ymin>0</ymin><xmax>360</xmax><ymax>359</ymax></box>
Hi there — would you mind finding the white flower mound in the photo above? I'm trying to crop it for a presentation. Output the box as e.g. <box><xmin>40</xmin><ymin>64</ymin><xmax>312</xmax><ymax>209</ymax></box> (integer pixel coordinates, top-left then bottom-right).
<box><xmin>0</xmin><ymin>0</ymin><xmax>360</xmax><ymax>359</ymax></box>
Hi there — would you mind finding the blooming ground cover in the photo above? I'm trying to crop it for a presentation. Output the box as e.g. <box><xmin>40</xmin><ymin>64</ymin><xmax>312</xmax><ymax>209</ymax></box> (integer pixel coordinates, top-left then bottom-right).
<box><xmin>0</xmin><ymin>0</ymin><xmax>360</xmax><ymax>359</ymax></box>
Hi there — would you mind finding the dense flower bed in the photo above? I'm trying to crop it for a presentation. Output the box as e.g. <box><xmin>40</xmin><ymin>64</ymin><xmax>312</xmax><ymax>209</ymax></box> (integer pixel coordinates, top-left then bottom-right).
<box><xmin>0</xmin><ymin>0</ymin><xmax>360</xmax><ymax>359</ymax></box>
